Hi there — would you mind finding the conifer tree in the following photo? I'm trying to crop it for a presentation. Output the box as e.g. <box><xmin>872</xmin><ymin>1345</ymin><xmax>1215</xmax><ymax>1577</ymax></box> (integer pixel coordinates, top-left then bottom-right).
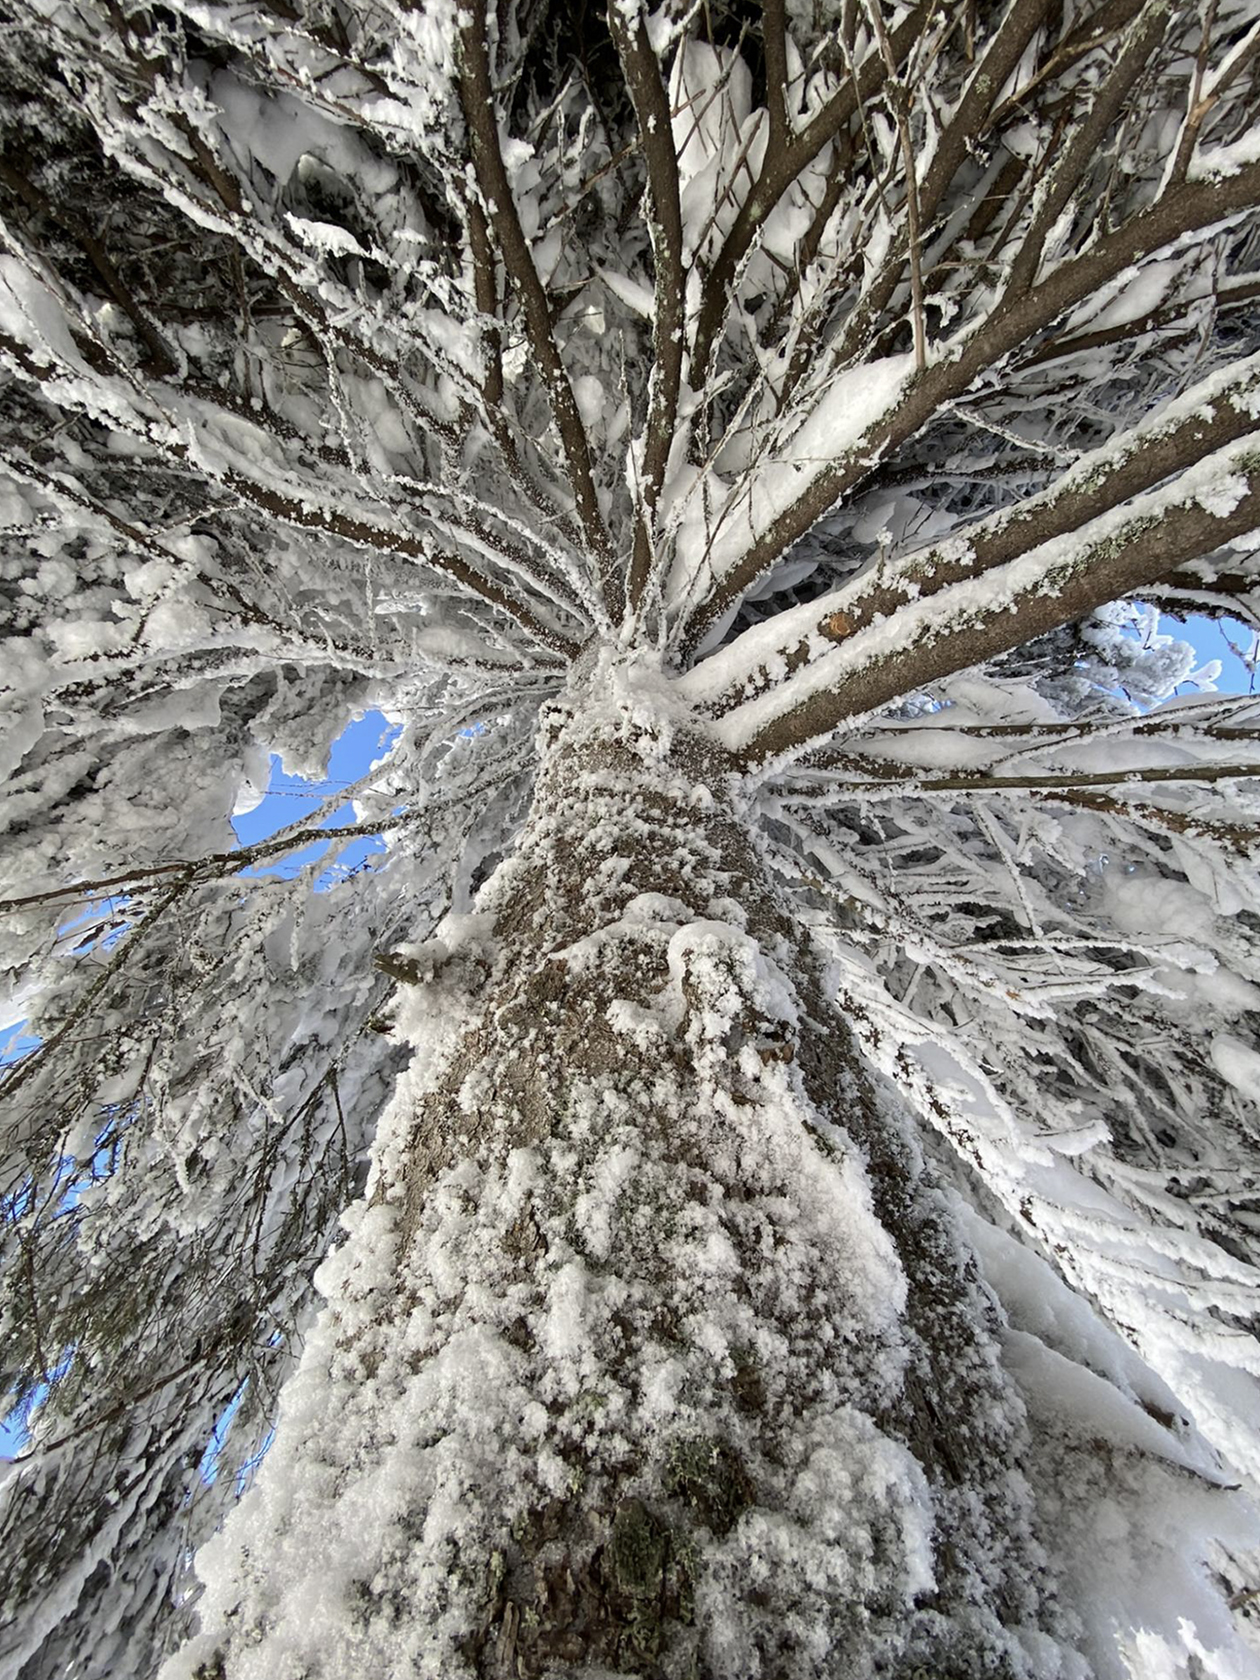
<box><xmin>3</xmin><ymin>2</ymin><xmax>1260</xmax><ymax>1676</ymax></box>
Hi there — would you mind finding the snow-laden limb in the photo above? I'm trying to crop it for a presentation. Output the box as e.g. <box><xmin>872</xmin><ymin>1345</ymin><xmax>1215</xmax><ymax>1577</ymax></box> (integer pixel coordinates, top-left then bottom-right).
<box><xmin>0</xmin><ymin>259</ymin><xmax>582</xmax><ymax>657</ymax></box>
<box><xmin>605</xmin><ymin>4</ymin><xmax>684</xmax><ymax>611</ymax></box>
<box><xmin>672</xmin><ymin>149</ymin><xmax>1260</xmax><ymax>657</ymax></box>
<box><xmin>850</xmin><ymin>972</ymin><xmax>1260</xmax><ymax>1480</ymax></box>
<box><xmin>680</xmin><ymin>350</ymin><xmax>1260</xmax><ymax>719</ymax></box>
<box><xmin>705</xmin><ymin>430</ymin><xmax>1260</xmax><ymax>764</ymax></box>
<box><xmin>455</xmin><ymin>6</ymin><xmax>616</xmax><ymax>607</ymax></box>
<box><xmin>755</xmin><ymin>678</ymin><xmax>1260</xmax><ymax>1510</ymax></box>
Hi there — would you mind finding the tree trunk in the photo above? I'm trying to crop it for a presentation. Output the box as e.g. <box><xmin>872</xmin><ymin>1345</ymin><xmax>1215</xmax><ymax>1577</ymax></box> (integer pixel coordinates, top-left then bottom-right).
<box><xmin>171</xmin><ymin>659</ymin><xmax>1086</xmax><ymax>1680</ymax></box>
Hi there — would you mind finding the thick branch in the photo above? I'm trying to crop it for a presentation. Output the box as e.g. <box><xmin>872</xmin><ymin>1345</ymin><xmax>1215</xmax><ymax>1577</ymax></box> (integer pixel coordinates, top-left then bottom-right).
<box><xmin>693</xmin><ymin>352</ymin><xmax>1260</xmax><ymax>715</ymax></box>
<box><xmin>761</xmin><ymin>0</ymin><xmax>790</xmax><ymax>151</ymax></box>
<box><xmin>1026</xmin><ymin>787</ymin><xmax>1259</xmax><ymax>850</ymax></box>
<box><xmin>725</xmin><ymin>438</ymin><xmax>1260</xmax><ymax>764</ymax></box>
<box><xmin>1142</xmin><ymin>564</ymin><xmax>1260</xmax><ymax>629</ymax></box>
<box><xmin>860</xmin><ymin>714</ymin><xmax>1260</xmax><ymax>746</ymax></box>
<box><xmin>467</xmin><ymin>197</ymin><xmax>504</xmax><ymax>412</ymax></box>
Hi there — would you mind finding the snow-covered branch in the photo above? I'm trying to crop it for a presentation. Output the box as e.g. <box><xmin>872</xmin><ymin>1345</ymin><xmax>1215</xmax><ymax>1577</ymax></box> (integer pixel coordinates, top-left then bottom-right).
<box><xmin>682</xmin><ymin>352</ymin><xmax>1260</xmax><ymax>757</ymax></box>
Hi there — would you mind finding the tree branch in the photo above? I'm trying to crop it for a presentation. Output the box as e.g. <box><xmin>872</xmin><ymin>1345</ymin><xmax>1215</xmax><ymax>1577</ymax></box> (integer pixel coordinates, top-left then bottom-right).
<box><xmin>866</xmin><ymin>2</ymin><xmax>927</xmax><ymax>370</ymax></box>
<box><xmin>1018</xmin><ymin>274</ymin><xmax>1260</xmax><ymax>369</ymax></box>
<box><xmin>982</xmin><ymin>0</ymin><xmax>1148</xmax><ymax>134</ymax></box>
<box><xmin>722</xmin><ymin>434</ymin><xmax>1260</xmax><ymax>764</ymax></box>
<box><xmin>694</xmin><ymin>351</ymin><xmax>1260</xmax><ymax>716</ymax></box>
<box><xmin>221</xmin><ymin>471</ymin><xmax>580</xmax><ymax>658</ymax></box>
<box><xmin>0</xmin><ymin>885</ymin><xmax>184</xmax><ymax>1106</ymax></box>
<box><xmin>607</xmin><ymin>4</ymin><xmax>685</xmax><ymax>613</ymax></box>
<box><xmin>1000</xmin><ymin>3</ymin><xmax>1168</xmax><ymax>299</ymax></box>
<box><xmin>0</xmin><ymin>157</ymin><xmax>177</xmax><ymax>375</ymax></box>
<box><xmin>689</xmin><ymin>1</ymin><xmax>930</xmax><ymax>384</ymax></box>
<box><xmin>761</xmin><ymin>0</ymin><xmax>791</xmax><ymax>153</ymax></box>
<box><xmin>805</xmin><ymin>762</ymin><xmax>1260</xmax><ymax>794</ymax></box>
<box><xmin>0</xmin><ymin>813</ymin><xmax>418</xmax><ymax>917</ymax></box>
<box><xmin>1</xmin><ymin>274</ymin><xmax>582</xmax><ymax>659</ymax></box>
<box><xmin>817</xmin><ymin>0</ymin><xmax>1053</xmax><ymax>382</ymax></box>
<box><xmin>456</xmin><ymin>6</ymin><xmax>616</xmax><ymax>611</ymax></box>
<box><xmin>467</xmin><ymin>196</ymin><xmax>504</xmax><ymax>413</ymax></box>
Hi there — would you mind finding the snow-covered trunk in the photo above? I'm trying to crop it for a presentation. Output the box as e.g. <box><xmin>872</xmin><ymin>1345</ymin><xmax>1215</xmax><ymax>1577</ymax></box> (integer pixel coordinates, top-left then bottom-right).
<box><xmin>172</xmin><ymin>665</ymin><xmax>1082</xmax><ymax>1680</ymax></box>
